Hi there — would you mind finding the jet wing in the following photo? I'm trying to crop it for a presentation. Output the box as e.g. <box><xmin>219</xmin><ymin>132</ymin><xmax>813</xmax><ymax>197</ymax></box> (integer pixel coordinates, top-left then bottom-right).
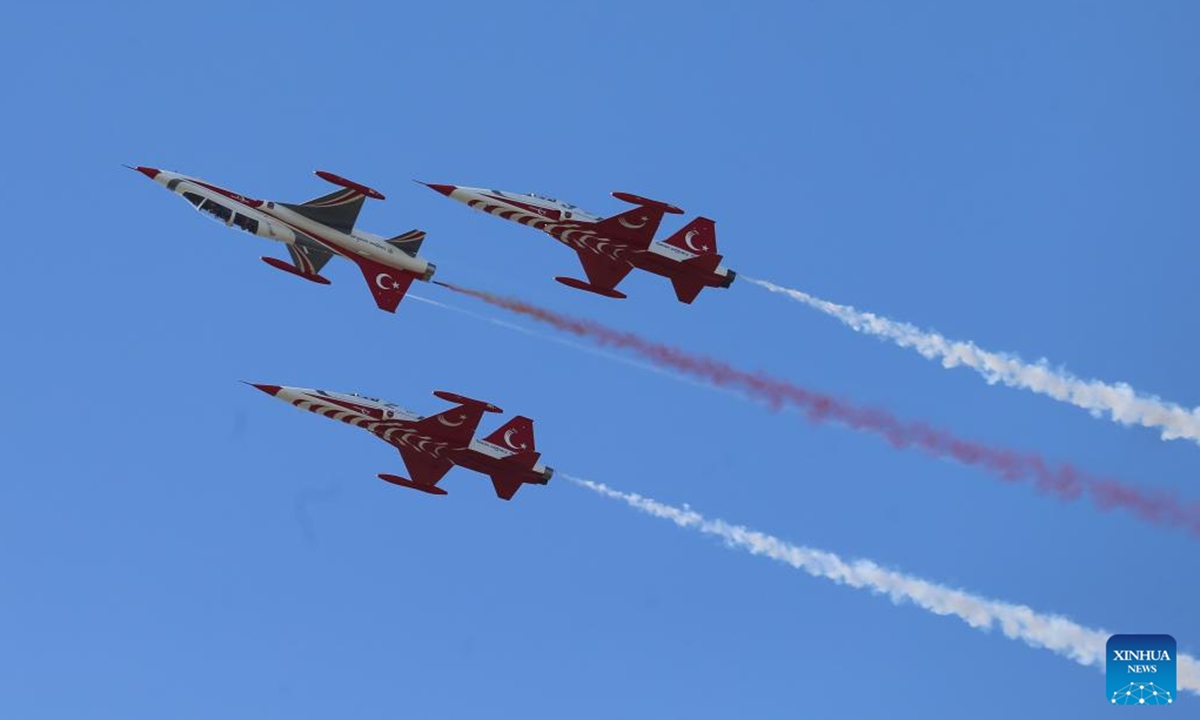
<box><xmin>397</xmin><ymin>446</ymin><xmax>454</xmax><ymax>489</ymax></box>
<box><xmin>589</xmin><ymin>205</ymin><xmax>669</xmax><ymax>248</ymax></box>
<box><xmin>261</xmin><ymin>240</ymin><xmax>336</xmax><ymax>283</ymax></box>
<box><xmin>287</xmin><ymin>241</ymin><xmax>334</xmax><ymax>276</ymax></box>
<box><xmin>355</xmin><ymin>257</ymin><xmax>416</xmax><ymax>313</ymax></box>
<box><xmin>411</xmin><ymin>402</ymin><xmax>490</xmax><ymax>447</ymax></box>
<box><xmin>575</xmin><ymin>249</ymin><xmax>634</xmax><ymax>294</ymax></box>
<box><xmin>281</xmin><ymin>189</ymin><xmax>365</xmax><ymax>235</ymax></box>
<box><xmin>280</xmin><ymin>171</ymin><xmax>386</xmax><ymax>234</ymax></box>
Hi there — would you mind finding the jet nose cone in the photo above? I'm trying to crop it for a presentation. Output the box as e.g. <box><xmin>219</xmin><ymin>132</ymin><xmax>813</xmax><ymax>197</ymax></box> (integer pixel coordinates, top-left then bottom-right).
<box><xmin>126</xmin><ymin>165</ymin><xmax>161</xmax><ymax>180</ymax></box>
<box><xmin>418</xmin><ymin>181</ymin><xmax>457</xmax><ymax>197</ymax></box>
<box><xmin>243</xmin><ymin>381</ymin><xmax>283</xmax><ymax>397</ymax></box>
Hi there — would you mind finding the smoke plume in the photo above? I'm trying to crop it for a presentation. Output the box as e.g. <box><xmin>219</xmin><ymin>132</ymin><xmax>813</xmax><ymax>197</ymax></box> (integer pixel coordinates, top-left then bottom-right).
<box><xmin>570</xmin><ymin>474</ymin><xmax>1200</xmax><ymax>694</ymax></box>
<box><xmin>748</xmin><ymin>277</ymin><xmax>1200</xmax><ymax>445</ymax></box>
<box><xmin>434</xmin><ymin>281</ymin><xmax>1200</xmax><ymax>537</ymax></box>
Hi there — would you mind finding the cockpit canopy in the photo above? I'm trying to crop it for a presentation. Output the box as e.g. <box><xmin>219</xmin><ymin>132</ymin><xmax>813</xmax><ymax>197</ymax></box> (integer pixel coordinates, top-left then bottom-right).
<box><xmin>524</xmin><ymin>192</ymin><xmax>600</xmax><ymax>221</ymax></box>
<box><xmin>184</xmin><ymin>191</ymin><xmax>259</xmax><ymax>234</ymax></box>
<box><xmin>348</xmin><ymin>391</ymin><xmax>383</xmax><ymax>403</ymax></box>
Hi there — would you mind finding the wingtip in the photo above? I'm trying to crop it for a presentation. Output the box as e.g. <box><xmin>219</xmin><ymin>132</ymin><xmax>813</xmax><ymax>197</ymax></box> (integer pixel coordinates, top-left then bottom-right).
<box><xmin>315</xmin><ymin>170</ymin><xmax>386</xmax><ymax>200</ymax></box>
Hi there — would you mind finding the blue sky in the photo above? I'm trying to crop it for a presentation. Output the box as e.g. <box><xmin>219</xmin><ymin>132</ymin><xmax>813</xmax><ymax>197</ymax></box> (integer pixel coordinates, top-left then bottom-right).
<box><xmin>1</xmin><ymin>1</ymin><xmax>1196</xmax><ymax>717</ymax></box>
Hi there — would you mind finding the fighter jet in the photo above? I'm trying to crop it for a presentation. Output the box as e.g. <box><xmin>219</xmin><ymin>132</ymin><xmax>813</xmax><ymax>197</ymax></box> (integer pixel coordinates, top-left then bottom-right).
<box><xmin>422</xmin><ymin>183</ymin><xmax>736</xmax><ymax>303</ymax></box>
<box><xmin>247</xmin><ymin>383</ymin><xmax>553</xmax><ymax>500</ymax></box>
<box><xmin>131</xmin><ymin>167</ymin><xmax>435</xmax><ymax>312</ymax></box>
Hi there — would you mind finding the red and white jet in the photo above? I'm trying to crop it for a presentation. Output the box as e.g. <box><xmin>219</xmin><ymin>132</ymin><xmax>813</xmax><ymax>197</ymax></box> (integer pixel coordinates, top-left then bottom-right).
<box><xmin>131</xmin><ymin>167</ymin><xmax>435</xmax><ymax>312</ymax></box>
<box><xmin>247</xmin><ymin>383</ymin><xmax>553</xmax><ymax>501</ymax></box>
<box><xmin>422</xmin><ymin>183</ymin><xmax>736</xmax><ymax>303</ymax></box>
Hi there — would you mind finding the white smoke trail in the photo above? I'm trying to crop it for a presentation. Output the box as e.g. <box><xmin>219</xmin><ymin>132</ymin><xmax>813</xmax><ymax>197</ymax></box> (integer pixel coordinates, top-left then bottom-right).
<box><xmin>746</xmin><ymin>277</ymin><xmax>1200</xmax><ymax>445</ymax></box>
<box><xmin>568</xmin><ymin>474</ymin><xmax>1200</xmax><ymax>694</ymax></box>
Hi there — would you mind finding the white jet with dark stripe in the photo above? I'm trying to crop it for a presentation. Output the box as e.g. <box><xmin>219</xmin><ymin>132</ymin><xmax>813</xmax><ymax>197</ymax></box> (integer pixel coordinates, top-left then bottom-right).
<box><xmin>131</xmin><ymin>166</ymin><xmax>435</xmax><ymax>313</ymax></box>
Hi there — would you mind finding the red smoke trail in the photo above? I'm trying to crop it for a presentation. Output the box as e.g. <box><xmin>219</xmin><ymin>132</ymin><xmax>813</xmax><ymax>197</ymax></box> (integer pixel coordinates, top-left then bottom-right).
<box><xmin>434</xmin><ymin>281</ymin><xmax>1200</xmax><ymax>536</ymax></box>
